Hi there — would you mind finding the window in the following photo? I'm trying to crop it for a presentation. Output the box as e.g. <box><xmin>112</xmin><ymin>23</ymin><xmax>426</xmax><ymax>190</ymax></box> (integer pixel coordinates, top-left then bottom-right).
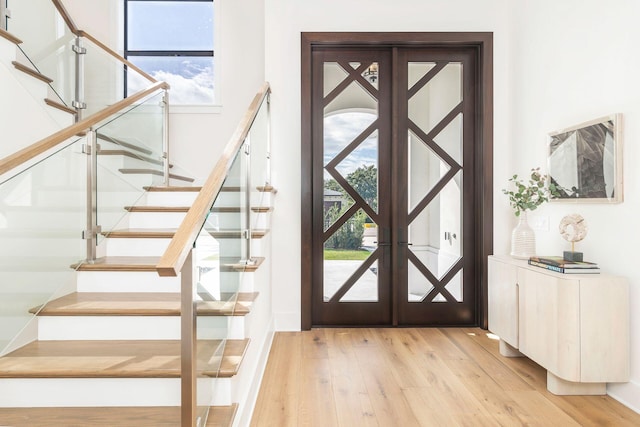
<box><xmin>125</xmin><ymin>0</ymin><xmax>215</xmax><ymax>104</ymax></box>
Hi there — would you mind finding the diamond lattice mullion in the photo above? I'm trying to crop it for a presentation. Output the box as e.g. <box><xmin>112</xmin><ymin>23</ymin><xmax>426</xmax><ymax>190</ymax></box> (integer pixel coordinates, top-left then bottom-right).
<box><xmin>338</xmin><ymin>60</ymin><xmax>379</xmax><ymax>100</ymax></box>
<box><xmin>328</xmin><ymin>248</ymin><xmax>380</xmax><ymax>303</ymax></box>
<box><xmin>325</xmin><ymin>119</ymin><xmax>379</xmax><ymax>170</ymax></box>
<box><xmin>408</xmin><ymin>251</ymin><xmax>459</xmax><ymax>303</ymax></box>
<box><xmin>323</xmin><ymin>203</ymin><xmax>361</xmax><ymax>243</ymax></box>
<box><xmin>424</xmin><ymin>102</ymin><xmax>464</xmax><ymax>143</ymax></box>
<box><xmin>325</xmin><ymin>164</ymin><xmax>378</xmax><ymax>222</ymax></box>
<box><xmin>407</xmin><ymin>103</ymin><xmax>463</xmax><ymax>169</ymax></box>
<box><xmin>408</xmin><ymin>62</ymin><xmax>448</xmax><ymax>99</ymax></box>
<box><xmin>323</xmin><ymin>63</ymin><xmax>356</xmax><ymax>108</ymax></box>
<box><xmin>408</xmin><ymin>163</ymin><xmax>460</xmax><ymax>224</ymax></box>
<box><xmin>422</xmin><ymin>258</ymin><xmax>464</xmax><ymax>303</ymax></box>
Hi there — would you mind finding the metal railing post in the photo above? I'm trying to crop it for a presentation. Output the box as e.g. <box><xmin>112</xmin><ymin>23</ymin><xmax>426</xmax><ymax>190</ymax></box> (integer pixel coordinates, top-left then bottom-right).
<box><xmin>72</xmin><ymin>36</ymin><xmax>87</xmax><ymax>122</ymax></box>
<box><xmin>84</xmin><ymin>129</ymin><xmax>99</xmax><ymax>262</ymax></box>
<box><xmin>181</xmin><ymin>249</ymin><xmax>197</xmax><ymax>426</ymax></box>
<box><xmin>162</xmin><ymin>90</ymin><xmax>170</xmax><ymax>186</ymax></box>
<box><xmin>0</xmin><ymin>1</ymin><xmax>10</xmax><ymax>32</ymax></box>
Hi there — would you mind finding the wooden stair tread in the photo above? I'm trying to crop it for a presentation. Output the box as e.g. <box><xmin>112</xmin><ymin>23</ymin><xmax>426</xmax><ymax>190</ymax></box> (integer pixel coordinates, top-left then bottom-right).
<box><xmin>0</xmin><ymin>404</ymin><xmax>238</xmax><ymax>427</ymax></box>
<box><xmin>119</xmin><ymin>168</ymin><xmax>195</xmax><ymax>183</ymax></box>
<box><xmin>102</xmin><ymin>229</ymin><xmax>176</xmax><ymax>238</ymax></box>
<box><xmin>0</xmin><ymin>339</ymin><xmax>249</xmax><ymax>378</ymax></box>
<box><xmin>221</xmin><ymin>185</ymin><xmax>277</xmax><ymax>193</ymax></box>
<box><xmin>72</xmin><ymin>256</ymin><xmax>265</xmax><ymax>272</ymax></box>
<box><xmin>0</xmin><ymin>28</ymin><xmax>22</xmax><ymax>45</ymax></box>
<box><xmin>30</xmin><ymin>292</ymin><xmax>258</xmax><ymax>316</ymax></box>
<box><xmin>12</xmin><ymin>61</ymin><xmax>53</xmax><ymax>84</ymax></box>
<box><xmin>102</xmin><ymin>228</ymin><xmax>269</xmax><ymax>239</ymax></box>
<box><xmin>211</xmin><ymin>229</ymin><xmax>269</xmax><ymax>239</ymax></box>
<box><xmin>144</xmin><ymin>186</ymin><xmax>201</xmax><ymax>192</ymax></box>
<box><xmin>212</xmin><ymin>206</ymin><xmax>273</xmax><ymax>213</ymax></box>
<box><xmin>98</xmin><ymin>149</ymin><xmax>170</xmax><ymax>168</ymax></box>
<box><xmin>44</xmin><ymin>98</ymin><xmax>76</xmax><ymax>115</ymax></box>
<box><xmin>257</xmin><ymin>185</ymin><xmax>277</xmax><ymax>193</ymax></box>
<box><xmin>125</xmin><ymin>206</ymin><xmax>272</xmax><ymax>213</ymax></box>
<box><xmin>125</xmin><ymin>205</ymin><xmax>190</xmax><ymax>213</ymax></box>
<box><xmin>72</xmin><ymin>256</ymin><xmax>160</xmax><ymax>271</ymax></box>
<box><xmin>220</xmin><ymin>256</ymin><xmax>265</xmax><ymax>273</ymax></box>
<box><xmin>96</xmin><ymin>133</ymin><xmax>153</xmax><ymax>155</ymax></box>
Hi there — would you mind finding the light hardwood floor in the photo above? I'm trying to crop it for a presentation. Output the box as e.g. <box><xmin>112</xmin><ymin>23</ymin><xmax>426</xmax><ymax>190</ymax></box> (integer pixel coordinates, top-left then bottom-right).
<box><xmin>250</xmin><ymin>328</ymin><xmax>640</xmax><ymax>426</ymax></box>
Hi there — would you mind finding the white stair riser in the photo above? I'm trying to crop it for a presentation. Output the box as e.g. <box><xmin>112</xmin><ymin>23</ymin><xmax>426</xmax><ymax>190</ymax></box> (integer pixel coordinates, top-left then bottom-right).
<box><xmin>208</xmin><ymin>212</ymin><xmax>271</xmax><ymax>230</ymax></box>
<box><xmin>211</xmin><ymin>192</ymin><xmax>273</xmax><ymax>209</ymax></box>
<box><xmin>143</xmin><ymin>191</ymin><xmax>199</xmax><ymax>206</ymax></box>
<box><xmin>220</xmin><ymin>272</ymin><xmax>255</xmax><ymax>293</ymax></box>
<box><xmin>37</xmin><ymin>316</ymin><xmax>243</xmax><ymax>340</ymax></box>
<box><xmin>77</xmin><ymin>271</ymin><xmax>180</xmax><ymax>293</ymax></box>
<box><xmin>36</xmin><ymin>190</ymin><xmax>144</xmax><ymax>208</ymax></box>
<box><xmin>104</xmin><ymin>237</ymin><xmax>172</xmax><ymax>257</ymax></box>
<box><xmin>97</xmin><ymin>154</ymin><xmax>164</xmax><ymax>174</ymax></box>
<box><xmin>125</xmin><ymin>211</ymin><xmax>270</xmax><ymax>230</ymax></box>
<box><xmin>0</xmin><ymin>377</ymin><xmax>231</xmax><ymax>407</ymax></box>
<box><xmin>213</xmin><ymin>238</ymin><xmax>268</xmax><ymax>259</ymax></box>
<box><xmin>127</xmin><ymin>212</ymin><xmax>186</xmax><ymax>229</ymax></box>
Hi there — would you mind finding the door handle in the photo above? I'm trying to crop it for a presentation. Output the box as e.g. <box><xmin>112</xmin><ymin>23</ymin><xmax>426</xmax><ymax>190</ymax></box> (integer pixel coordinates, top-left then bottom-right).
<box><xmin>374</xmin><ymin>241</ymin><xmax>392</xmax><ymax>247</ymax></box>
<box><xmin>398</xmin><ymin>242</ymin><xmax>413</xmax><ymax>246</ymax></box>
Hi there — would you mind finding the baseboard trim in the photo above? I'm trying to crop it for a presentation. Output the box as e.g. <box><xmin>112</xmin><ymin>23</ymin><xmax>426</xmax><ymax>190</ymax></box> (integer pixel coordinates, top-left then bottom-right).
<box><xmin>274</xmin><ymin>312</ymin><xmax>301</xmax><ymax>331</ymax></box>
<box><xmin>608</xmin><ymin>380</ymin><xmax>640</xmax><ymax>414</ymax></box>
<box><xmin>235</xmin><ymin>315</ymin><xmax>275</xmax><ymax>427</ymax></box>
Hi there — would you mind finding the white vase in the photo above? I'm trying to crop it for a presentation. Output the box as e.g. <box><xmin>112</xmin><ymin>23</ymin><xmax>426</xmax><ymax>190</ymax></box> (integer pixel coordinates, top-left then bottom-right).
<box><xmin>510</xmin><ymin>211</ymin><xmax>536</xmax><ymax>259</ymax></box>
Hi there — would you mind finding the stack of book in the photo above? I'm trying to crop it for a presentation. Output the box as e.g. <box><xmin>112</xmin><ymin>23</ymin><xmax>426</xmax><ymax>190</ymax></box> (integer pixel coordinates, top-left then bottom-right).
<box><xmin>528</xmin><ymin>256</ymin><xmax>600</xmax><ymax>274</ymax></box>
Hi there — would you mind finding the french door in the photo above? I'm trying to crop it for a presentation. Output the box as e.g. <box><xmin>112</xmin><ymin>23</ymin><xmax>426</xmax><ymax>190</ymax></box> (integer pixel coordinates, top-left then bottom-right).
<box><xmin>304</xmin><ymin>37</ymin><xmax>491</xmax><ymax>328</ymax></box>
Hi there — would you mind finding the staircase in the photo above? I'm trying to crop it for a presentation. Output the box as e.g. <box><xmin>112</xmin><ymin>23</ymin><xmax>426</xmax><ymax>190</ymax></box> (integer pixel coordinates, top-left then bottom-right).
<box><xmin>0</xmin><ymin>183</ymin><xmax>276</xmax><ymax>426</ymax></box>
<box><xmin>1</xmin><ymin>10</ymin><xmax>275</xmax><ymax>424</ymax></box>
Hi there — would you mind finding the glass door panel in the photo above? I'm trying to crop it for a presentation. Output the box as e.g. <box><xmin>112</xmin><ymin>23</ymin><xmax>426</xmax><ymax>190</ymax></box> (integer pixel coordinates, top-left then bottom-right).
<box><xmin>313</xmin><ymin>50</ymin><xmax>391</xmax><ymax>326</ymax></box>
<box><xmin>398</xmin><ymin>48</ymin><xmax>475</xmax><ymax>326</ymax></box>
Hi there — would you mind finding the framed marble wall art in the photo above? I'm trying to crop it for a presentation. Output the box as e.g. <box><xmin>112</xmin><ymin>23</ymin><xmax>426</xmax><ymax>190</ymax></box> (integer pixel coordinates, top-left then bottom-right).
<box><xmin>548</xmin><ymin>114</ymin><xmax>623</xmax><ymax>203</ymax></box>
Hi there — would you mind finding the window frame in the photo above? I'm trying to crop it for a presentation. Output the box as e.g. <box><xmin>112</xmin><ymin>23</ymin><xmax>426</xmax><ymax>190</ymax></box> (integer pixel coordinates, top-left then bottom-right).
<box><xmin>123</xmin><ymin>0</ymin><xmax>216</xmax><ymax>105</ymax></box>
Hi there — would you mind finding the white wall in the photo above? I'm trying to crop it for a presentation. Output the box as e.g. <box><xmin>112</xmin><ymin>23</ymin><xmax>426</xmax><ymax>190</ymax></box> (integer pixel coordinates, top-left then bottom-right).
<box><xmin>507</xmin><ymin>0</ymin><xmax>640</xmax><ymax>411</ymax></box>
<box><xmin>265</xmin><ymin>0</ymin><xmax>512</xmax><ymax>330</ymax></box>
<box><xmin>62</xmin><ymin>0</ymin><xmax>266</xmax><ymax>181</ymax></box>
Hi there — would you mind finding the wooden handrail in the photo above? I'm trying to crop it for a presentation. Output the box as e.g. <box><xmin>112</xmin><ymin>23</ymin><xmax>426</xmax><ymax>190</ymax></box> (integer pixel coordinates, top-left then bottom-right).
<box><xmin>79</xmin><ymin>31</ymin><xmax>157</xmax><ymax>84</ymax></box>
<box><xmin>48</xmin><ymin>1</ymin><xmax>155</xmax><ymax>83</ymax></box>
<box><xmin>156</xmin><ymin>82</ymin><xmax>271</xmax><ymax>277</ymax></box>
<box><xmin>51</xmin><ymin>0</ymin><xmax>79</xmax><ymax>35</ymax></box>
<box><xmin>0</xmin><ymin>82</ymin><xmax>169</xmax><ymax>177</ymax></box>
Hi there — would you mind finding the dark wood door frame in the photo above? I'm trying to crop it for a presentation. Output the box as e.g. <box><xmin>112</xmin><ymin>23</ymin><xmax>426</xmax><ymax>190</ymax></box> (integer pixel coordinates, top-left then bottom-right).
<box><xmin>301</xmin><ymin>32</ymin><xmax>493</xmax><ymax>330</ymax></box>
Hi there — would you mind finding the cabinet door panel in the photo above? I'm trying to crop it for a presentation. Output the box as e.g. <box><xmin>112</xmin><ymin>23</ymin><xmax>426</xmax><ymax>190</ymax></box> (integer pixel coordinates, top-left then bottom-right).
<box><xmin>580</xmin><ymin>278</ymin><xmax>630</xmax><ymax>382</ymax></box>
<box><xmin>518</xmin><ymin>269</ymin><xmax>581</xmax><ymax>381</ymax></box>
<box><xmin>488</xmin><ymin>257</ymin><xmax>518</xmax><ymax>347</ymax></box>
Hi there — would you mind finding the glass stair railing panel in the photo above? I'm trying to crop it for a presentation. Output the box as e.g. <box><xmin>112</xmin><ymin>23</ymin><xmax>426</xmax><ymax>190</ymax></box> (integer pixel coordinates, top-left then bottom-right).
<box><xmin>94</xmin><ymin>89</ymin><xmax>165</xmax><ymax>245</ymax></box>
<box><xmin>82</xmin><ymin>35</ymin><xmax>155</xmax><ymax>118</ymax></box>
<box><xmin>191</xmin><ymin>148</ymin><xmax>248</xmax><ymax>425</ymax></box>
<box><xmin>248</xmin><ymin>94</ymin><xmax>271</xmax><ymax>241</ymax></box>
<box><xmin>6</xmin><ymin>0</ymin><xmax>77</xmax><ymax>108</ymax></box>
<box><xmin>0</xmin><ymin>136</ymin><xmax>87</xmax><ymax>356</ymax></box>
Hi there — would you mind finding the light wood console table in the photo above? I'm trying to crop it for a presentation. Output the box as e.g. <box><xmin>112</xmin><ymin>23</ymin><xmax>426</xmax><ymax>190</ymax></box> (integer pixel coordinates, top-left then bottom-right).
<box><xmin>488</xmin><ymin>255</ymin><xmax>629</xmax><ymax>395</ymax></box>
